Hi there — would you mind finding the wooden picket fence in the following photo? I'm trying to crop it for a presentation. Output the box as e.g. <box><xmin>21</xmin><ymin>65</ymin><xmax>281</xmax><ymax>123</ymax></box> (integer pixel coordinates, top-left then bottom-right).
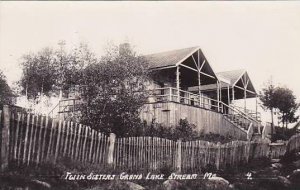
<box><xmin>113</xmin><ymin>137</ymin><xmax>177</xmax><ymax>171</ymax></box>
<box><xmin>1</xmin><ymin>105</ymin><xmax>300</xmax><ymax>173</ymax></box>
<box><xmin>1</xmin><ymin>107</ymin><xmax>110</xmax><ymax>168</ymax></box>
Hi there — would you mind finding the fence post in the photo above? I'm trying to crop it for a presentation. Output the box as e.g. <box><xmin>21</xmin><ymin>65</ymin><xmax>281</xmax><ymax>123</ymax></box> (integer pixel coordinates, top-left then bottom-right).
<box><xmin>107</xmin><ymin>133</ymin><xmax>116</xmax><ymax>166</ymax></box>
<box><xmin>1</xmin><ymin>105</ymin><xmax>10</xmax><ymax>171</ymax></box>
<box><xmin>176</xmin><ymin>139</ymin><xmax>182</xmax><ymax>173</ymax></box>
<box><xmin>216</xmin><ymin>142</ymin><xmax>221</xmax><ymax>170</ymax></box>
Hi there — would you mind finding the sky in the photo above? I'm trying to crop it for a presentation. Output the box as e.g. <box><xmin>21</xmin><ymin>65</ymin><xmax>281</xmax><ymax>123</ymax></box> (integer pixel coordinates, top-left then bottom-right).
<box><xmin>0</xmin><ymin>1</ymin><xmax>300</xmax><ymax>124</ymax></box>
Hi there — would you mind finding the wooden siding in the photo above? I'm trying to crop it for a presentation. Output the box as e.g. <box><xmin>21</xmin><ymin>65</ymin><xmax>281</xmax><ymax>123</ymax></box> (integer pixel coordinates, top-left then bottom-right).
<box><xmin>141</xmin><ymin>102</ymin><xmax>247</xmax><ymax>140</ymax></box>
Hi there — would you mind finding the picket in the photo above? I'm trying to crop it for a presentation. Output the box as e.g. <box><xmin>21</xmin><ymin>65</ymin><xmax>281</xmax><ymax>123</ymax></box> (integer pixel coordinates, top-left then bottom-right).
<box><xmin>13</xmin><ymin>114</ymin><xmax>21</xmax><ymax>160</ymax></box>
<box><xmin>40</xmin><ymin>116</ymin><xmax>48</xmax><ymax>163</ymax></box>
<box><xmin>36</xmin><ymin>116</ymin><xmax>43</xmax><ymax>164</ymax></box>
<box><xmin>17</xmin><ymin>114</ymin><xmax>24</xmax><ymax>164</ymax></box>
<box><xmin>4</xmin><ymin>110</ymin><xmax>300</xmax><ymax>173</ymax></box>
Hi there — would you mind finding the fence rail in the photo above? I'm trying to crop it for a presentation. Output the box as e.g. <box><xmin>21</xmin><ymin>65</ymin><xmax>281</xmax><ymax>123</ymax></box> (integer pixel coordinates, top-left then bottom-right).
<box><xmin>1</xmin><ymin>105</ymin><xmax>300</xmax><ymax>173</ymax></box>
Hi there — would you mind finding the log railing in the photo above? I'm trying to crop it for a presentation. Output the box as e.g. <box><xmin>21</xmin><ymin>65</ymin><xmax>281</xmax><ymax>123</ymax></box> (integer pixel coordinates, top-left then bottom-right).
<box><xmin>220</xmin><ymin>101</ymin><xmax>261</xmax><ymax>133</ymax></box>
<box><xmin>148</xmin><ymin>87</ymin><xmax>223</xmax><ymax>113</ymax></box>
<box><xmin>231</xmin><ymin>104</ymin><xmax>262</xmax><ymax>122</ymax></box>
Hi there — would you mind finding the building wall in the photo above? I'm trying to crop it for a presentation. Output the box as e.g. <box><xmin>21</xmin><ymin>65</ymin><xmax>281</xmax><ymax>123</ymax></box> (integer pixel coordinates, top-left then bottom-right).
<box><xmin>140</xmin><ymin>102</ymin><xmax>247</xmax><ymax>140</ymax></box>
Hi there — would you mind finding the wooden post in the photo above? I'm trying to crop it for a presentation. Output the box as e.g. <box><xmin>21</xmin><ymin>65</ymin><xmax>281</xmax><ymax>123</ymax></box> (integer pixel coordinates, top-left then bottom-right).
<box><xmin>54</xmin><ymin>120</ymin><xmax>62</xmax><ymax>163</ymax></box>
<box><xmin>169</xmin><ymin>87</ymin><xmax>172</xmax><ymax>101</ymax></box>
<box><xmin>75</xmin><ymin>124</ymin><xmax>82</xmax><ymax>160</ymax></box>
<box><xmin>176</xmin><ymin>139</ymin><xmax>182</xmax><ymax>172</ymax></box>
<box><xmin>244</xmin><ymin>87</ymin><xmax>247</xmax><ymax>112</ymax></box>
<box><xmin>219</xmin><ymin>83</ymin><xmax>222</xmax><ymax>112</ymax></box>
<box><xmin>217</xmin><ymin>81</ymin><xmax>220</xmax><ymax>112</ymax></box>
<box><xmin>89</xmin><ymin>129</ymin><xmax>95</xmax><ymax>163</ymax></box>
<box><xmin>198</xmin><ymin>71</ymin><xmax>201</xmax><ymax>105</ymax></box>
<box><xmin>107</xmin><ymin>133</ymin><xmax>116</xmax><ymax>166</ymax></box>
<box><xmin>216</xmin><ymin>142</ymin><xmax>221</xmax><ymax>170</ymax></box>
<box><xmin>255</xmin><ymin>95</ymin><xmax>258</xmax><ymax>120</ymax></box>
<box><xmin>227</xmin><ymin>85</ymin><xmax>230</xmax><ymax>114</ymax></box>
<box><xmin>1</xmin><ymin>105</ymin><xmax>10</xmax><ymax>171</ymax></box>
<box><xmin>176</xmin><ymin>66</ymin><xmax>180</xmax><ymax>102</ymax></box>
<box><xmin>232</xmin><ymin>87</ymin><xmax>235</xmax><ymax>101</ymax></box>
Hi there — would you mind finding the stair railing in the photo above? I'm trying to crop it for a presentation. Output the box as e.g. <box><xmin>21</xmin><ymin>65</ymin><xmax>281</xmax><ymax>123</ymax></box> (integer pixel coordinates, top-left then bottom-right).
<box><xmin>219</xmin><ymin>101</ymin><xmax>260</xmax><ymax>131</ymax></box>
<box><xmin>48</xmin><ymin>102</ymin><xmax>60</xmax><ymax>118</ymax></box>
<box><xmin>230</xmin><ymin>104</ymin><xmax>262</xmax><ymax>122</ymax></box>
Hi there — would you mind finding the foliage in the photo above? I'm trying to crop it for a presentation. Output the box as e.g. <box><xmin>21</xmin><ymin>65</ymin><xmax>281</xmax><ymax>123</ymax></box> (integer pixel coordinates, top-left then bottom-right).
<box><xmin>272</xmin><ymin>126</ymin><xmax>297</xmax><ymax>141</ymax></box>
<box><xmin>78</xmin><ymin>43</ymin><xmax>151</xmax><ymax>136</ymax></box>
<box><xmin>18</xmin><ymin>42</ymin><xmax>96</xmax><ymax>100</ymax></box>
<box><xmin>56</xmin><ymin>42</ymin><xmax>97</xmax><ymax>91</ymax></box>
<box><xmin>19</xmin><ymin>48</ymin><xmax>57</xmax><ymax>99</ymax></box>
<box><xmin>259</xmin><ymin>80</ymin><xmax>276</xmax><ymax>136</ymax></box>
<box><xmin>259</xmin><ymin>80</ymin><xmax>277</xmax><ymax>111</ymax></box>
<box><xmin>172</xmin><ymin>119</ymin><xmax>197</xmax><ymax>140</ymax></box>
<box><xmin>0</xmin><ymin>70</ymin><xmax>15</xmax><ymax>106</ymax></box>
<box><xmin>137</xmin><ymin>119</ymin><xmax>233</xmax><ymax>143</ymax></box>
<box><xmin>260</xmin><ymin>80</ymin><xmax>299</xmax><ymax>138</ymax></box>
<box><xmin>273</xmin><ymin>86</ymin><xmax>299</xmax><ymax>128</ymax></box>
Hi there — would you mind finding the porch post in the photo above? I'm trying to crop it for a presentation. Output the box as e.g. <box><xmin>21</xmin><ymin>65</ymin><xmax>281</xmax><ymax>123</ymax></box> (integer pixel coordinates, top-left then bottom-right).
<box><xmin>198</xmin><ymin>71</ymin><xmax>201</xmax><ymax>106</ymax></box>
<box><xmin>219</xmin><ymin>83</ymin><xmax>222</xmax><ymax>112</ymax></box>
<box><xmin>244</xmin><ymin>87</ymin><xmax>247</xmax><ymax>112</ymax></box>
<box><xmin>176</xmin><ymin>66</ymin><xmax>180</xmax><ymax>102</ymax></box>
<box><xmin>217</xmin><ymin>81</ymin><xmax>220</xmax><ymax>112</ymax></box>
<box><xmin>255</xmin><ymin>95</ymin><xmax>258</xmax><ymax>120</ymax></box>
<box><xmin>227</xmin><ymin>85</ymin><xmax>230</xmax><ymax>105</ymax></box>
<box><xmin>232</xmin><ymin>86</ymin><xmax>235</xmax><ymax>102</ymax></box>
<box><xmin>219</xmin><ymin>83</ymin><xmax>222</xmax><ymax>103</ymax></box>
<box><xmin>227</xmin><ymin>85</ymin><xmax>230</xmax><ymax>114</ymax></box>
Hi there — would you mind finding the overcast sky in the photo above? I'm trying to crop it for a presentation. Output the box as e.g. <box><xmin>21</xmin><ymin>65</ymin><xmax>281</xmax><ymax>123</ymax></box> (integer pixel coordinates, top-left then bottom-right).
<box><xmin>1</xmin><ymin>1</ymin><xmax>300</xmax><ymax>101</ymax></box>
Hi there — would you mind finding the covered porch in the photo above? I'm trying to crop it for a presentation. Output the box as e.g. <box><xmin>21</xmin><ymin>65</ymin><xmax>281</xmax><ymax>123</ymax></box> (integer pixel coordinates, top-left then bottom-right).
<box><xmin>145</xmin><ymin>46</ymin><xmax>223</xmax><ymax>112</ymax></box>
<box><xmin>191</xmin><ymin>69</ymin><xmax>260</xmax><ymax>121</ymax></box>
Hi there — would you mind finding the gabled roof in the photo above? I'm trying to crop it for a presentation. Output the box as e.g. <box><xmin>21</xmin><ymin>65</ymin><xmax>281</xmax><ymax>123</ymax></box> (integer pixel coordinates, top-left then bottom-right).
<box><xmin>216</xmin><ymin>69</ymin><xmax>246</xmax><ymax>86</ymax></box>
<box><xmin>144</xmin><ymin>46</ymin><xmax>199</xmax><ymax>69</ymax></box>
<box><xmin>189</xmin><ymin>69</ymin><xmax>256</xmax><ymax>95</ymax></box>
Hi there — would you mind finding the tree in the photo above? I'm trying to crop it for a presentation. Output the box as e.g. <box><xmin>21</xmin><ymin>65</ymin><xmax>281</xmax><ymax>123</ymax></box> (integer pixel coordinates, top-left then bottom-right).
<box><xmin>19</xmin><ymin>42</ymin><xmax>96</xmax><ymax>100</ymax></box>
<box><xmin>78</xmin><ymin>43</ymin><xmax>151</xmax><ymax>136</ymax></box>
<box><xmin>273</xmin><ymin>86</ymin><xmax>299</xmax><ymax>129</ymax></box>
<box><xmin>54</xmin><ymin>42</ymin><xmax>97</xmax><ymax>94</ymax></box>
<box><xmin>0</xmin><ymin>70</ymin><xmax>14</xmax><ymax>106</ymax></box>
<box><xmin>260</xmin><ymin>81</ymin><xmax>299</xmax><ymax>140</ymax></box>
<box><xmin>259</xmin><ymin>80</ymin><xmax>277</xmax><ymax>137</ymax></box>
<box><xmin>19</xmin><ymin>48</ymin><xmax>57</xmax><ymax>100</ymax></box>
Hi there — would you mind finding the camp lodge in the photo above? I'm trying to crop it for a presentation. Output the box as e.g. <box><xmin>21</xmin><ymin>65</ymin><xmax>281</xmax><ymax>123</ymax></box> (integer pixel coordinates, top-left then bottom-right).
<box><xmin>56</xmin><ymin>46</ymin><xmax>262</xmax><ymax>140</ymax></box>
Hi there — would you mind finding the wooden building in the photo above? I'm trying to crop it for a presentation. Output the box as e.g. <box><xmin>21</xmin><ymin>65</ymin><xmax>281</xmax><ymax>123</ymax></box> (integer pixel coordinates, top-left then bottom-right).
<box><xmin>54</xmin><ymin>46</ymin><xmax>262</xmax><ymax>140</ymax></box>
<box><xmin>141</xmin><ymin>46</ymin><xmax>262</xmax><ymax>140</ymax></box>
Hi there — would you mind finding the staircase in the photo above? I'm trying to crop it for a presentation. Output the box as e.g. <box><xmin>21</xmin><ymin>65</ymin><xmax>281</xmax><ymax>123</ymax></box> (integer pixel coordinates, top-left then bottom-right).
<box><xmin>220</xmin><ymin>102</ymin><xmax>262</xmax><ymax>140</ymax></box>
<box><xmin>224</xmin><ymin>114</ymin><xmax>250</xmax><ymax>131</ymax></box>
<box><xmin>230</xmin><ymin>104</ymin><xmax>262</xmax><ymax>122</ymax></box>
<box><xmin>48</xmin><ymin>98</ymin><xmax>82</xmax><ymax>119</ymax></box>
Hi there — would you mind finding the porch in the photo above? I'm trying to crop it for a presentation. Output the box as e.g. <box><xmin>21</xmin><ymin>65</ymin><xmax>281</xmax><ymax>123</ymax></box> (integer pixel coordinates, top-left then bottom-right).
<box><xmin>148</xmin><ymin>87</ymin><xmax>221</xmax><ymax>112</ymax></box>
<box><xmin>145</xmin><ymin>87</ymin><xmax>262</xmax><ymax>134</ymax></box>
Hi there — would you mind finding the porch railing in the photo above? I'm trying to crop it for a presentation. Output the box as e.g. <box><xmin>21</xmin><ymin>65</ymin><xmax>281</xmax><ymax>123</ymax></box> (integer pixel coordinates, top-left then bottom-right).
<box><xmin>51</xmin><ymin>87</ymin><xmax>261</xmax><ymax>134</ymax></box>
<box><xmin>149</xmin><ymin>87</ymin><xmax>261</xmax><ymax>133</ymax></box>
<box><xmin>148</xmin><ymin>87</ymin><xmax>223</xmax><ymax>112</ymax></box>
